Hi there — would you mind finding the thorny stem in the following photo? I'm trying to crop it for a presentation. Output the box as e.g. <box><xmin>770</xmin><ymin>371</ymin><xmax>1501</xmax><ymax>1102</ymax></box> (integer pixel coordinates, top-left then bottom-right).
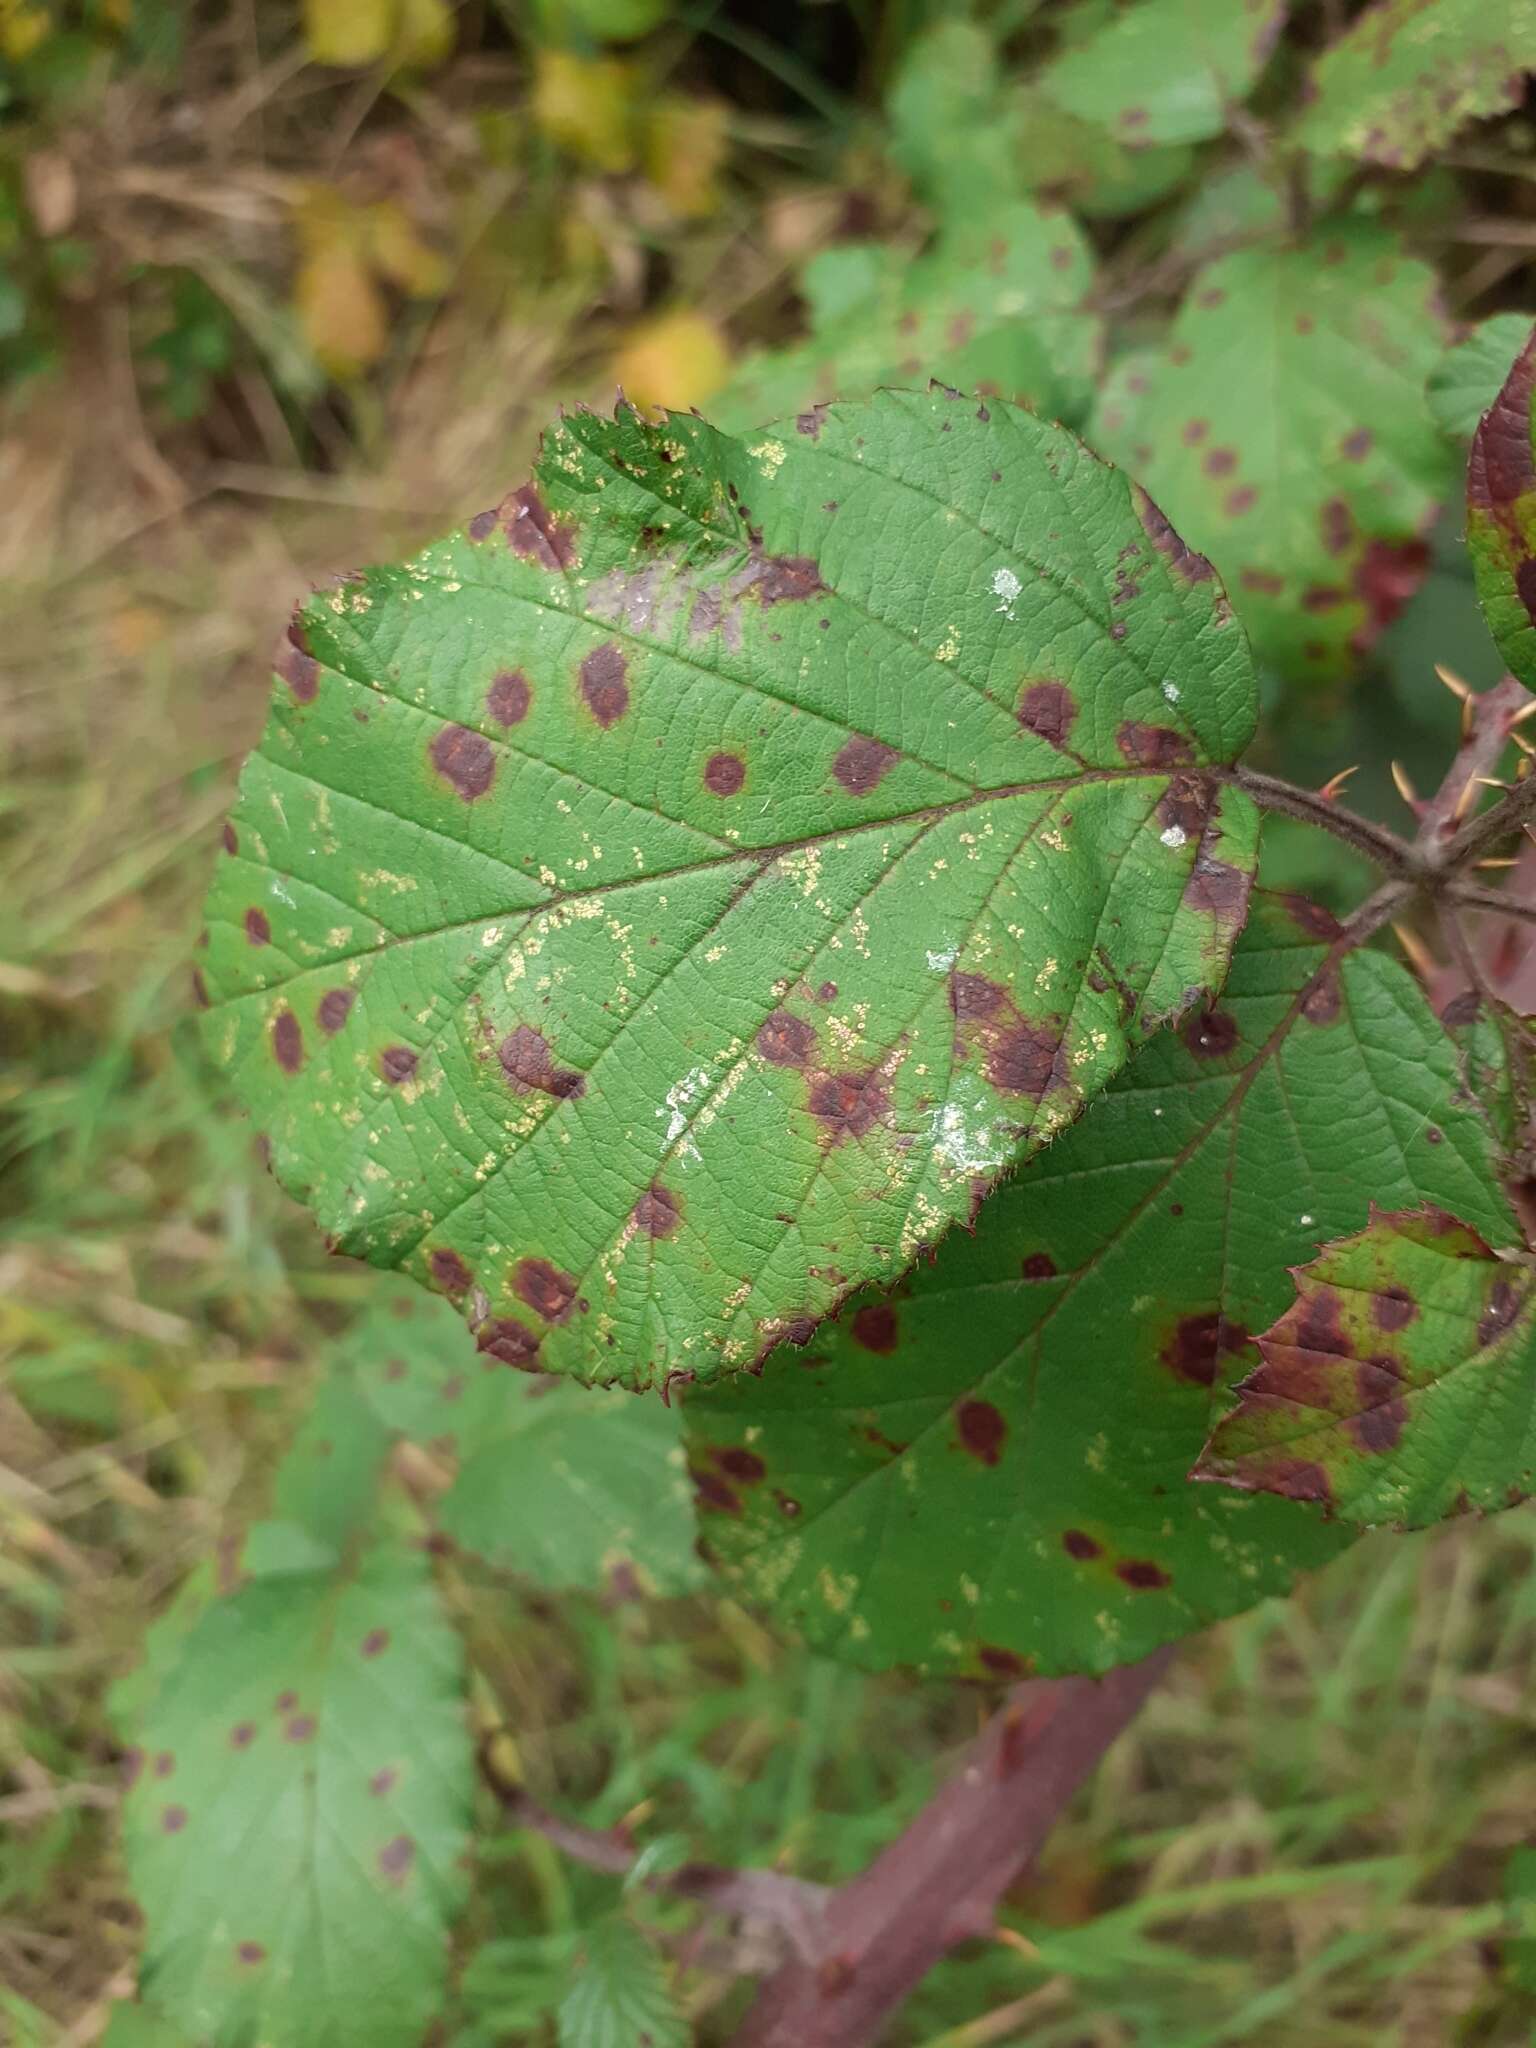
<box><xmin>1223</xmin><ymin>766</ymin><xmax>1416</xmax><ymax>870</ymax></box>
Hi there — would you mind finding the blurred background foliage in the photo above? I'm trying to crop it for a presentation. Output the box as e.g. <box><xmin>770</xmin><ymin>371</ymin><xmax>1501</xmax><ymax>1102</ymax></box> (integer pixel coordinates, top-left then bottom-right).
<box><xmin>10</xmin><ymin>1</ymin><xmax>1536</xmax><ymax>2042</ymax></box>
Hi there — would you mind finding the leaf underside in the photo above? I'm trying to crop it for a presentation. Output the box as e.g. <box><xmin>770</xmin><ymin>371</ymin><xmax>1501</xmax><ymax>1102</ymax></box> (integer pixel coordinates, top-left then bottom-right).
<box><xmin>1092</xmin><ymin>221</ymin><xmax>1453</xmax><ymax>681</ymax></box>
<box><xmin>1296</xmin><ymin>0</ymin><xmax>1536</xmax><ymax>171</ymax></box>
<box><xmin>684</xmin><ymin>898</ymin><xmax>1512</xmax><ymax>1679</ymax></box>
<box><xmin>200</xmin><ymin>388</ymin><xmax>1258</xmax><ymax>1390</ymax></box>
<box><xmin>1199</xmin><ymin>1207</ymin><xmax>1536</xmax><ymax>1525</ymax></box>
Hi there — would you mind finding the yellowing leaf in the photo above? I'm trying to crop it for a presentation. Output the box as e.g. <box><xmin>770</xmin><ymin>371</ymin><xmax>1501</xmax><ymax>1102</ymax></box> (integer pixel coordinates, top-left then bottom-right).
<box><xmin>644</xmin><ymin>98</ymin><xmax>729</xmax><ymax>218</ymax></box>
<box><xmin>613</xmin><ymin>308</ymin><xmax>730</xmax><ymax>414</ymax></box>
<box><xmin>295</xmin><ymin>241</ymin><xmax>388</xmax><ymax>378</ymax></box>
<box><xmin>366</xmin><ymin>202</ymin><xmax>447</xmax><ymax>299</ymax></box>
<box><xmin>533</xmin><ymin>49</ymin><xmax>638</xmax><ymax>172</ymax></box>
<box><xmin>303</xmin><ymin>0</ymin><xmax>393</xmax><ymax>64</ymax></box>
<box><xmin>0</xmin><ymin>1</ymin><xmax>51</xmax><ymax>61</ymax></box>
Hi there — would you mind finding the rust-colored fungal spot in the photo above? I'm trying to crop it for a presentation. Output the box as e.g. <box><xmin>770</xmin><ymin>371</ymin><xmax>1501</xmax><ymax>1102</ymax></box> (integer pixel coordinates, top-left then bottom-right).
<box><xmin>1017</xmin><ymin>680</ymin><xmax>1077</xmax><ymax>749</ymax></box>
<box><xmin>955</xmin><ymin>1397</ymin><xmax>1007</xmax><ymax>1465</ymax></box>
<box><xmin>1021</xmin><ymin>1252</ymin><xmax>1057</xmax><ymax>1280</ymax></box>
<box><xmin>361</xmin><ymin>1628</ymin><xmax>389</xmax><ymax>1657</ymax></box>
<box><xmin>370</xmin><ymin>1768</ymin><xmax>396</xmax><ymax>1797</ymax></box>
<box><xmin>122</xmin><ymin>1748</ymin><xmax>146</xmax><ymax>1787</ymax></box>
<box><xmin>276</xmin><ymin>1691</ymin><xmax>298</xmax><ymax>1712</ymax></box>
<box><xmin>1300</xmin><ymin>970</ymin><xmax>1342</xmax><ymax>1025</ymax></box>
<box><xmin>716</xmin><ymin>1445</ymin><xmax>767</xmax><ymax>1483</ymax></box>
<box><xmin>1116</xmin><ymin>721</ymin><xmax>1194</xmax><ymax>770</ymax></box>
<box><xmin>1062</xmin><ymin>1529</ymin><xmax>1101</xmax><ymax>1560</ymax></box>
<box><xmin>1373</xmin><ymin>1287</ymin><xmax>1416</xmax><ymax>1333</ymax></box>
<box><xmin>154</xmin><ymin>1751</ymin><xmax>174</xmax><ymax>1778</ymax></box>
<box><xmin>223</xmin><ymin>822</ymin><xmax>238</xmax><ymax>855</ymax></box>
<box><xmin>579</xmin><ymin>642</ymin><xmax>630</xmax><ymax>726</ymax></box>
<box><xmin>498</xmin><ymin>1024</ymin><xmax>585</xmax><ymax>1098</ymax></box>
<box><xmin>430</xmin><ymin>724</ymin><xmax>495</xmax><ymax>802</ymax></box>
<box><xmin>272</xmin><ymin>1009</ymin><xmax>303</xmax><ymax>1074</ymax></box>
<box><xmin>1478</xmin><ymin>1276</ymin><xmax>1521</xmax><ymax>1347</ymax></box>
<box><xmin>832</xmin><ymin>735</ymin><xmax>899</xmax><ymax>794</ymax></box>
<box><xmin>285</xmin><ymin>1715</ymin><xmax>317</xmax><ymax>1742</ymax></box>
<box><xmin>380</xmin><ymin>1045</ymin><xmax>417</xmax><ymax>1085</ymax></box>
<box><xmin>276</xmin><ymin>619</ymin><xmax>319</xmax><ymax>702</ymax></box>
<box><xmin>1184</xmin><ymin>857</ymin><xmax>1251</xmax><ymax>927</ymax></box>
<box><xmin>230</xmin><ymin>1722</ymin><xmax>256</xmax><ymax>1749</ymax></box>
<box><xmin>757</xmin><ymin>1010</ymin><xmax>817</xmax><ymax>1068</ymax></box>
<box><xmin>378</xmin><ymin>1834</ymin><xmax>415</xmax><ymax>1881</ymax></box>
<box><xmin>977</xmin><ymin>1644</ymin><xmax>1028</xmax><ymax>1677</ymax></box>
<box><xmin>1161</xmin><ymin>1311</ymin><xmax>1250</xmax><ymax>1388</ymax></box>
<box><xmin>236</xmin><ymin>1942</ymin><xmax>266</xmax><ymax>1965</ymax></box>
<box><xmin>1282</xmin><ymin>895</ymin><xmax>1344</xmax><ymax>941</ymax></box>
<box><xmin>487</xmin><ymin>669</ymin><xmax>531</xmax><ymax>726</ymax></box>
<box><xmin>807</xmin><ymin>1069</ymin><xmax>890</xmax><ymax>1142</ymax></box>
<box><xmin>1240</xmin><ymin>567</ymin><xmax>1285</xmax><ymax>595</ymax></box>
<box><xmin>1225</xmin><ymin>486</ymin><xmax>1258</xmax><ymax>516</ymax></box>
<box><xmin>1117</xmin><ymin>1559</ymin><xmax>1171</xmax><ymax>1591</ymax></box>
<box><xmin>245</xmin><ymin>906</ymin><xmax>270</xmax><ymax>946</ymax></box>
<box><xmin>949</xmin><ymin>971</ymin><xmax>1006</xmax><ymax>1020</ymax></box>
<box><xmin>691</xmin><ymin>1464</ymin><xmax>742</xmax><ymax>1515</ymax></box>
<box><xmin>1203</xmin><ymin>447</ymin><xmax>1237</xmax><ymax>477</ymax></box>
<box><xmin>759</xmin><ymin>555</ymin><xmax>827</xmax><ymax>604</ymax></box>
<box><xmin>1136</xmin><ymin>488</ymin><xmax>1215</xmax><ymax>583</ymax></box>
<box><xmin>476</xmin><ymin>1318</ymin><xmax>543</xmax><ymax>1369</ymax></box>
<box><xmin>1348</xmin><ymin>1358</ymin><xmax>1407</xmax><ymax>1451</ymax></box>
<box><xmin>1320</xmin><ymin>498</ymin><xmax>1354</xmax><ymax>556</ymax></box>
<box><xmin>1180</xmin><ymin>1008</ymin><xmax>1238</xmax><ymax>1059</ymax></box>
<box><xmin>987</xmin><ymin>1018</ymin><xmax>1069</xmax><ymax>1099</ymax></box>
<box><xmin>502</xmin><ymin>483</ymin><xmax>576</xmax><ymax>570</ymax></box>
<box><xmin>1342</xmin><ymin>428</ymin><xmax>1373</xmax><ymax>461</ymax></box>
<box><xmin>814</xmin><ymin>980</ymin><xmax>837</xmax><ymax>1003</ymax></box>
<box><xmin>163</xmin><ymin>1805</ymin><xmax>188</xmax><ymax>1833</ymax></box>
<box><xmin>849</xmin><ymin>1303</ymin><xmax>899</xmax><ymax>1353</ymax></box>
<box><xmin>704</xmin><ymin>750</ymin><xmax>746</xmax><ymax>795</ymax></box>
<box><xmin>513</xmin><ymin>1257</ymin><xmax>579</xmax><ymax>1324</ymax></box>
<box><xmin>317</xmin><ymin>987</ymin><xmax>354</xmax><ymax>1034</ymax></box>
<box><xmin>1182</xmin><ymin>419</ymin><xmax>1209</xmax><ymax>445</ymax></box>
<box><xmin>633</xmin><ymin>1184</ymin><xmax>682</xmax><ymax>1237</ymax></box>
<box><xmin>429</xmin><ymin>1248</ymin><xmax>473</xmax><ymax>1295</ymax></box>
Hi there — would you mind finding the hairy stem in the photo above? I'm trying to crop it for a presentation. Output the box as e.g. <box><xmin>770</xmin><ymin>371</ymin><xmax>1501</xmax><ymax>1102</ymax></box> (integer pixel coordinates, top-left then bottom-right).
<box><xmin>1223</xmin><ymin>766</ymin><xmax>1416</xmax><ymax>871</ymax></box>
<box><xmin>727</xmin><ymin>1652</ymin><xmax>1171</xmax><ymax>2048</ymax></box>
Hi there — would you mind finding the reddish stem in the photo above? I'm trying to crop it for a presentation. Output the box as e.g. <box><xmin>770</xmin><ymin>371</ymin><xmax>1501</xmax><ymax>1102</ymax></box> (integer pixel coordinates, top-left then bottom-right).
<box><xmin>727</xmin><ymin>1650</ymin><xmax>1171</xmax><ymax>2048</ymax></box>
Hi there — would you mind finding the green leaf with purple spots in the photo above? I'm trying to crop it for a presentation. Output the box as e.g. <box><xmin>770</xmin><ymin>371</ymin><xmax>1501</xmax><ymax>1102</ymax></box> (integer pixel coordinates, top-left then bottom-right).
<box><xmin>118</xmin><ymin>1533</ymin><xmax>472</xmax><ymax>2048</ymax></box>
<box><xmin>1295</xmin><ymin>0</ymin><xmax>1536</xmax><ymax>173</ymax></box>
<box><xmin>683</xmin><ymin>899</ymin><xmax>1512</xmax><ymax>1678</ymax></box>
<box><xmin>715</xmin><ymin>203</ymin><xmax>1101</xmax><ymax>434</ymax></box>
<box><xmin>200</xmin><ymin>388</ymin><xmax>1261</xmax><ymax>1391</ymax></box>
<box><xmin>1091</xmin><ymin>223</ymin><xmax>1454</xmax><ymax>680</ymax></box>
<box><xmin>1468</xmin><ymin>323</ymin><xmax>1536</xmax><ymax>690</ymax></box>
<box><xmin>1197</xmin><ymin>1207</ymin><xmax>1536</xmax><ymax>1526</ymax></box>
<box><xmin>1038</xmin><ymin>0</ymin><xmax>1286</xmax><ymax>148</ymax></box>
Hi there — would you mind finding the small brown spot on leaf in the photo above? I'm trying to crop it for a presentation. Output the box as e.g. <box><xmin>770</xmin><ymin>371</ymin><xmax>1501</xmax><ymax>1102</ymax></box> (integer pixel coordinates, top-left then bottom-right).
<box><xmin>849</xmin><ymin>1303</ymin><xmax>899</xmax><ymax>1353</ymax></box>
<box><xmin>1021</xmin><ymin>1252</ymin><xmax>1057</xmax><ymax>1280</ymax></box>
<box><xmin>275</xmin><ymin>1691</ymin><xmax>298</xmax><ymax>1712</ymax></box>
<box><xmin>122</xmin><ymin>1749</ymin><xmax>145</xmax><ymax>1787</ymax></box>
<box><xmin>1320</xmin><ymin>498</ymin><xmax>1354</xmax><ymax>556</ymax></box>
<box><xmin>1062</xmin><ymin>1529</ymin><xmax>1101</xmax><ymax>1560</ymax></box>
<box><xmin>705</xmin><ymin>750</ymin><xmax>746</xmax><ymax>795</ymax></box>
<box><xmin>1348</xmin><ymin>1358</ymin><xmax>1407</xmax><ymax>1451</ymax></box>
<box><xmin>1117</xmin><ymin>721</ymin><xmax>1193</xmax><ymax>769</ymax></box>
<box><xmin>499</xmin><ymin>1024</ymin><xmax>585</xmax><ymax>1098</ymax></box>
<box><xmin>430</xmin><ymin>724</ymin><xmax>495</xmax><ymax>802</ymax></box>
<box><xmin>361</xmin><ymin>1629</ymin><xmax>389</xmax><ymax>1657</ymax></box>
<box><xmin>716</xmin><ymin>1446</ymin><xmax>766</xmax><ymax>1482</ymax></box>
<box><xmin>230</xmin><ymin>1723</ymin><xmax>255</xmax><ymax>1749</ymax></box>
<box><xmin>276</xmin><ymin>619</ymin><xmax>319</xmax><ymax>702</ymax></box>
<box><xmin>378</xmin><ymin>1834</ymin><xmax>415</xmax><ymax>1881</ymax></box>
<box><xmin>502</xmin><ymin>483</ymin><xmax>575</xmax><ymax>570</ymax></box>
<box><xmin>487</xmin><ymin>670</ymin><xmax>531</xmax><ymax>726</ymax></box>
<box><xmin>222</xmin><ymin>821</ymin><xmax>238</xmax><ymax>855</ymax></box>
<box><xmin>236</xmin><ymin>1942</ymin><xmax>265</xmax><ymax>1965</ymax></box>
<box><xmin>1282</xmin><ymin>895</ymin><xmax>1343</xmax><ymax>941</ymax></box>
<box><xmin>978</xmin><ymin>1644</ymin><xmax>1027</xmax><ymax>1676</ymax></box>
<box><xmin>832</xmin><ymin>736</ymin><xmax>899</xmax><ymax>794</ymax></box>
<box><xmin>1162</xmin><ymin>1311</ymin><xmax>1249</xmax><ymax>1387</ymax></box>
<box><xmin>370</xmin><ymin>1768</ymin><xmax>396</xmax><ymax>1796</ymax></box>
<box><xmin>633</xmin><ymin>1184</ymin><xmax>682</xmax><ymax>1237</ymax></box>
<box><xmin>476</xmin><ymin>1318</ymin><xmax>543</xmax><ymax>1370</ymax></box>
<box><xmin>580</xmin><ymin>643</ymin><xmax>630</xmax><ymax>727</ymax></box>
<box><xmin>1117</xmin><ymin>1560</ymin><xmax>1171</xmax><ymax>1591</ymax></box>
<box><xmin>1204</xmin><ymin>447</ymin><xmax>1237</xmax><ymax>477</ymax></box>
<box><xmin>955</xmin><ymin>1398</ymin><xmax>1007</xmax><ymax>1465</ymax></box>
<box><xmin>691</xmin><ymin>1464</ymin><xmax>742</xmax><ymax>1515</ymax></box>
<box><xmin>759</xmin><ymin>555</ymin><xmax>827</xmax><ymax>604</ymax></box>
<box><xmin>513</xmin><ymin>1257</ymin><xmax>578</xmax><ymax>1324</ymax></box>
<box><xmin>318</xmin><ymin>987</ymin><xmax>354</xmax><ymax>1034</ymax></box>
<box><xmin>430</xmin><ymin>1248</ymin><xmax>473</xmax><ymax>1295</ymax></box>
<box><xmin>1342</xmin><ymin>428</ymin><xmax>1373</xmax><ymax>461</ymax></box>
<box><xmin>245</xmin><ymin>907</ymin><xmax>271</xmax><ymax>945</ymax></box>
<box><xmin>1182</xmin><ymin>419</ymin><xmax>1209</xmax><ymax>445</ymax></box>
<box><xmin>1301</xmin><ymin>970</ymin><xmax>1342</xmax><ymax>1025</ymax></box>
<box><xmin>1373</xmin><ymin>1287</ymin><xmax>1416</xmax><ymax>1332</ymax></box>
<box><xmin>272</xmin><ymin>1010</ymin><xmax>303</xmax><ymax>1074</ymax></box>
<box><xmin>815</xmin><ymin>981</ymin><xmax>837</xmax><ymax>1003</ymax></box>
<box><xmin>467</xmin><ymin>509</ymin><xmax>497</xmax><ymax>541</ymax></box>
<box><xmin>1017</xmin><ymin>680</ymin><xmax>1076</xmax><ymax>749</ymax></box>
<box><xmin>1180</xmin><ymin>1009</ymin><xmax>1238</xmax><ymax>1059</ymax></box>
<box><xmin>758</xmin><ymin>1010</ymin><xmax>816</xmax><ymax>1067</ymax></box>
<box><xmin>191</xmin><ymin>967</ymin><xmax>210</xmax><ymax>1008</ymax></box>
<box><xmin>1478</xmin><ymin>1276</ymin><xmax>1521</xmax><ymax>1347</ymax></box>
<box><xmin>380</xmin><ymin>1045</ymin><xmax>417</xmax><ymax>1085</ymax></box>
<box><xmin>986</xmin><ymin>1018</ymin><xmax>1067</xmax><ymax>1099</ymax></box>
<box><xmin>949</xmin><ymin>972</ymin><xmax>1006</xmax><ymax>1020</ymax></box>
<box><xmin>285</xmin><ymin>1715</ymin><xmax>316</xmax><ymax>1742</ymax></box>
<box><xmin>163</xmin><ymin>1805</ymin><xmax>188</xmax><ymax>1833</ymax></box>
<box><xmin>1224</xmin><ymin>486</ymin><xmax>1258</xmax><ymax>516</ymax></box>
<box><xmin>807</xmin><ymin>1069</ymin><xmax>889</xmax><ymax>1141</ymax></box>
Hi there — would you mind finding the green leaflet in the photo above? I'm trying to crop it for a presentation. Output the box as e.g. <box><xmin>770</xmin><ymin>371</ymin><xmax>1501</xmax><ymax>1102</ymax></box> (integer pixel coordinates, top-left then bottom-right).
<box><xmin>1198</xmin><ymin>1207</ymin><xmax>1536</xmax><ymax>1525</ymax></box>
<box><xmin>1038</xmin><ymin>0</ymin><xmax>1285</xmax><ymax>148</ymax></box>
<box><xmin>1295</xmin><ymin>0</ymin><xmax>1536</xmax><ymax>172</ymax></box>
<box><xmin>683</xmin><ymin>899</ymin><xmax>1512</xmax><ymax>1679</ymax></box>
<box><xmin>714</xmin><ymin>204</ymin><xmax>1101</xmax><ymax>434</ymax></box>
<box><xmin>1428</xmin><ymin>315</ymin><xmax>1536</xmax><ymax>441</ymax></box>
<box><xmin>558</xmin><ymin>1916</ymin><xmax>687</xmax><ymax>2048</ymax></box>
<box><xmin>119</xmin><ymin>1536</ymin><xmax>473</xmax><ymax>2048</ymax></box>
<box><xmin>1468</xmin><ymin>322</ymin><xmax>1536</xmax><ymax>691</ymax></box>
<box><xmin>200</xmin><ymin>389</ymin><xmax>1259</xmax><ymax>1390</ymax></box>
<box><xmin>1091</xmin><ymin>222</ymin><xmax>1453</xmax><ymax>680</ymax></box>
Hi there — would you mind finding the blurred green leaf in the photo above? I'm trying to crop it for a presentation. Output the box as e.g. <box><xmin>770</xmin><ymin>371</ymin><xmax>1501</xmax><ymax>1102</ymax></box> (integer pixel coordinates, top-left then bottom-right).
<box><xmin>558</xmin><ymin>1915</ymin><xmax>686</xmax><ymax>2048</ymax></box>
<box><xmin>1039</xmin><ymin>0</ymin><xmax>1285</xmax><ymax>147</ymax></box>
<box><xmin>1428</xmin><ymin>314</ymin><xmax>1533</xmax><ymax>441</ymax></box>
